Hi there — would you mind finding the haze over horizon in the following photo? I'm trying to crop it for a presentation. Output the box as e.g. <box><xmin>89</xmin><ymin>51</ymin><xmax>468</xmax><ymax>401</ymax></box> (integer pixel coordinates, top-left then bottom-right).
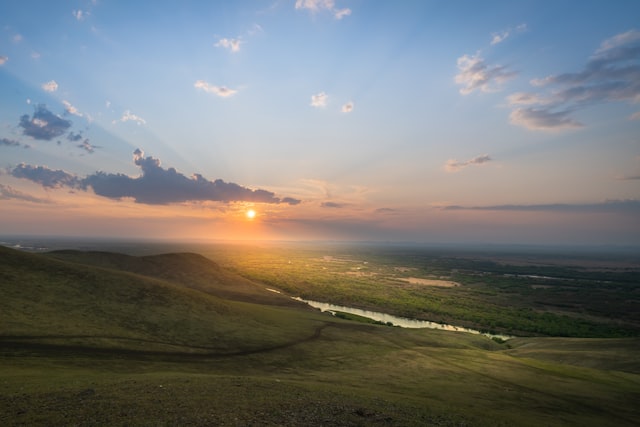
<box><xmin>1</xmin><ymin>1</ymin><xmax>639</xmax><ymax>245</ymax></box>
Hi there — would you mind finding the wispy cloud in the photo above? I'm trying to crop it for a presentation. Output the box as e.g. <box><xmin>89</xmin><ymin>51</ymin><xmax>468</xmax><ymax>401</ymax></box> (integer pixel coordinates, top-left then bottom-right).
<box><xmin>442</xmin><ymin>199</ymin><xmax>640</xmax><ymax>213</ymax></box>
<box><xmin>62</xmin><ymin>100</ymin><xmax>82</xmax><ymax>117</ymax></box>
<box><xmin>490</xmin><ymin>23</ymin><xmax>527</xmax><ymax>45</ymax></box>
<box><xmin>321</xmin><ymin>201</ymin><xmax>347</xmax><ymax>208</ymax></box>
<box><xmin>0</xmin><ymin>184</ymin><xmax>50</xmax><ymax>204</ymax></box>
<box><xmin>77</xmin><ymin>139</ymin><xmax>99</xmax><ymax>154</ymax></box>
<box><xmin>507</xmin><ymin>29</ymin><xmax>640</xmax><ymax>131</ymax></box>
<box><xmin>630</xmin><ymin>111</ymin><xmax>640</xmax><ymax>121</ymax></box>
<box><xmin>19</xmin><ymin>105</ymin><xmax>72</xmax><ymax>141</ymax></box>
<box><xmin>1</xmin><ymin>137</ymin><xmax>22</xmax><ymax>148</ymax></box>
<box><xmin>509</xmin><ymin>108</ymin><xmax>582</xmax><ymax>131</ymax></box>
<box><xmin>310</xmin><ymin>92</ymin><xmax>328</xmax><ymax>107</ymax></box>
<box><xmin>455</xmin><ymin>53</ymin><xmax>516</xmax><ymax>94</ymax></box>
<box><xmin>41</xmin><ymin>80</ymin><xmax>59</xmax><ymax>92</ymax></box>
<box><xmin>215</xmin><ymin>37</ymin><xmax>242</xmax><ymax>53</ymax></box>
<box><xmin>113</xmin><ymin>110</ymin><xmax>146</xmax><ymax>125</ymax></box>
<box><xmin>295</xmin><ymin>0</ymin><xmax>352</xmax><ymax>19</ymax></box>
<box><xmin>341</xmin><ymin>101</ymin><xmax>354</xmax><ymax>113</ymax></box>
<box><xmin>11</xmin><ymin>150</ymin><xmax>301</xmax><ymax>206</ymax></box>
<box><xmin>0</xmin><ymin>56</ymin><xmax>7</xmax><ymax>65</ymax></box>
<box><xmin>12</xmin><ymin>34</ymin><xmax>22</xmax><ymax>43</ymax></box>
<box><xmin>194</xmin><ymin>80</ymin><xmax>238</xmax><ymax>97</ymax></box>
<box><xmin>72</xmin><ymin>10</ymin><xmax>89</xmax><ymax>21</ymax></box>
<box><xmin>444</xmin><ymin>154</ymin><xmax>492</xmax><ymax>172</ymax></box>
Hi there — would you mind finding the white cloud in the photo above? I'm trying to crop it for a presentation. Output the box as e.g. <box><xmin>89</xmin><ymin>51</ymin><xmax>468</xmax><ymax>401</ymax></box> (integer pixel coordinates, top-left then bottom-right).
<box><xmin>341</xmin><ymin>101</ymin><xmax>354</xmax><ymax>113</ymax></box>
<box><xmin>194</xmin><ymin>80</ymin><xmax>238</xmax><ymax>97</ymax></box>
<box><xmin>72</xmin><ymin>9</ymin><xmax>89</xmax><ymax>21</ymax></box>
<box><xmin>444</xmin><ymin>154</ymin><xmax>492</xmax><ymax>172</ymax></box>
<box><xmin>295</xmin><ymin>0</ymin><xmax>351</xmax><ymax>19</ymax></box>
<box><xmin>215</xmin><ymin>38</ymin><xmax>242</xmax><ymax>53</ymax></box>
<box><xmin>12</xmin><ymin>34</ymin><xmax>23</xmax><ymax>43</ymax></box>
<box><xmin>490</xmin><ymin>23</ymin><xmax>527</xmax><ymax>45</ymax></box>
<box><xmin>0</xmin><ymin>56</ymin><xmax>7</xmax><ymax>65</ymax></box>
<box><xmin>334</xmin><ymin>8</ymin><xmax>351</xmax><ymax>19</ymax></box>
<box><xmin>41</xmin><ymin>80</ymin><xmax>59</xmax><ymax>92</ymax></box>
<box><xmin>455</xmin><ymin>53</ymin><xmax>516</xmax><ymax>95</ymax></box>
<box><xmin>310</xmin><ymin>92</ymin><xmax>328</xmax><ymax>107</ymax></box>
<box><xmin>113</xmin><ymin>110</ymin><xmax>146</xmax><ymax>125</ymax></box>
<box><xmin>62</xmin><ymin>100</ymin><xmax>82</xmax><ymax>117</ymax></box>
<box><xmin>31</xmin><ymin>52</ymin><xmax>40</xmax><ymax>59</ymax></box>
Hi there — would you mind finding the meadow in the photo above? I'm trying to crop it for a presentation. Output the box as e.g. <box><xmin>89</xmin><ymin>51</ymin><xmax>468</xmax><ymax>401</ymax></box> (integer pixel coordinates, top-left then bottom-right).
<box><xmin>1</xmin><ymin>241</ymin><xmax>639</xmax><ymax>426</ymax></box>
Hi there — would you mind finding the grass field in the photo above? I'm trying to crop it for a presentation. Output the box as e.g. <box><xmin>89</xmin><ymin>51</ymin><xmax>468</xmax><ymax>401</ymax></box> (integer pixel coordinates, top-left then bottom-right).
<box><xmin>1</xmin><ymin>244</ymin><xmax>639</xmax><ymax>426</ymax></box>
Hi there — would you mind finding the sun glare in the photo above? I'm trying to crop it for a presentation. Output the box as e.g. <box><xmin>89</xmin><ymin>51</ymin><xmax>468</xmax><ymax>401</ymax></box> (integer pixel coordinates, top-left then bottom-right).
<box><xmin>246</xmin><ymin>209</ymin><xmax>256</xmax><ymax>219</ymax></box>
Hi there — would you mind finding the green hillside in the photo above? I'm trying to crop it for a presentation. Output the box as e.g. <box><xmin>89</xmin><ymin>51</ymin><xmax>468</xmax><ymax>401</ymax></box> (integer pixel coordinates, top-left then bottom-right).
<box><xmin>0</xmin><ymin>246</ymin><xmax>321</xmax><ymax>354</ymax></box>
<box><xmin>1</xmin><ymin>244</ymin><xmax>640</xmax><ymax>426</ymax></box>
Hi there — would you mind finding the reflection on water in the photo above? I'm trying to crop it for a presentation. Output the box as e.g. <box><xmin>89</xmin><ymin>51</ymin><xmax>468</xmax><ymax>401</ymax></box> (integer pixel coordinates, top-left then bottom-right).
<box><xmin>293</xmin><ymin>297</ymin><xmax>511</xmax><ymax>340</ymax></box>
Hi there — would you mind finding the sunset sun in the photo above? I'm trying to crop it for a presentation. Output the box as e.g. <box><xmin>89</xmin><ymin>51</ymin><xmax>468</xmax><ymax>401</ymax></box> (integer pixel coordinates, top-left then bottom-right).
<box><xmin>246</xmin><ymin>209</ymin><xmax>256</xmax><ymax>219</ymax></box>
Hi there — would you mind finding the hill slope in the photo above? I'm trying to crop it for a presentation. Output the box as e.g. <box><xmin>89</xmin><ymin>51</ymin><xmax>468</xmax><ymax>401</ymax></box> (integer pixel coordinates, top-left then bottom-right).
<box><xmin>0</xmin><ymin>246</ymin><xmax>321</xmax><ymax>354</ymax></box>
<box><xmin>45</xmin><ymin>249</ymin><xmax>300</xmax><ymax>307</ymax></box>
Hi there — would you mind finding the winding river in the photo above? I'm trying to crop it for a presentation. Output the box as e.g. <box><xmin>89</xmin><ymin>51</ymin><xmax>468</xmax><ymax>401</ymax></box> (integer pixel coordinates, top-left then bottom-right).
<box><xmin>292</xmin><ymin>297</ymin><xmax>512</xmax><ymax>341</ymax></box>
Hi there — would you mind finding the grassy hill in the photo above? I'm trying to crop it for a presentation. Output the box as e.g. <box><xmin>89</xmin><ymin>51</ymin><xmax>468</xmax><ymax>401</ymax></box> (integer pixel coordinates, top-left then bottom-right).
<box><xmin>1</xmin><ymin>244</ymin><xmax>640</xmax><ymax>426</ymax></box>
<box><xmin>0</xmin><ymin>245</ymin><xmax>321</xmax><ymax>354</ymax></box>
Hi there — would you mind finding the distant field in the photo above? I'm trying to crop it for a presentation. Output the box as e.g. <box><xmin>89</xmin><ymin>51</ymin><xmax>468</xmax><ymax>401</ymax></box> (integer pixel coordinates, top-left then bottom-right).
<box><xmin>199</xmin><ymin>243</ymin><xmax>640</xmax><ymax>338</ymax></box>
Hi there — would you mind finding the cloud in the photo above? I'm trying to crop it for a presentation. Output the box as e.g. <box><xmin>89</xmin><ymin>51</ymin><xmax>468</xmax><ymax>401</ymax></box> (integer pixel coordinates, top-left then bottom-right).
<box><xmin>194</xmin><ymin>80</ymin><xmax>238</xmax><ymax>97</ymax></box>
<box><xmin>321</xmin><ymin>201</ymin><xmax>346</xmax><ymax>208</ymax></box>
<box><xmin>630</xmin><ymin>111</ymin><xmax>640</xmax><ymax>120</ymax></box>
<box><xmin>444</xmin><ymin>154</ymin><xmax>492</xmax><ymax>172</ymax></box>
<box><xmin>442</xmin><ymin>199</ymin><xmax>640</xmax><ymax>213</ymax></box>
<box><xmin>455</xmin><ymin>53</ymin><xmax>516</xmax><ymax>94</ymax></box>
<box><xmin>507</xmin><ymin>29</ymin><xmax>640</xmax><ymax>130</ymax></box>
<box><xmin>334</xmin><ymin>8</ymin><xmax>351</xmax><ymax>20</ymax></box>
<box><xmin>41</xmin><ymin>80</ymin><xmax>59</xmax><ymax>92</ymax></box>
<box><xmin>0</xmin><ymin>184</ymin><xmax>50</xmax><ymax>204</ymax></box>
<box><xmin>113</xmin><ymin>110</ymin><xmax>146</xmax><ymax>125</ymax></box>
<box><xmin>310</xmin><ymin>92</ymin><xmax>328</xmax><ymax>107</ymax></box>
<box><xmin>72</xmin><ymin>10</ymin><xmax>89</xmax><ymax>21</ymax></box>
<box><xmin>11</xmin><ymin>150</ymin><xmax>301</xmax><ymax>206</ymax></box>
<box><xmin>490</xmin><ymin>23</ymin><xmax>527</xmax><ymax>45</ymax></box>
<box><xmin>11</xmin><ymin>164</ymin><xmax>84</xmax><ymax>189</ymax></box>
<box><xmin>62</xmin><ymin>100</ymin><xmax>82</xmax><ymax>117</ymax></box>
<box><xmin>295</xmin><ymin>0</ymin><xmax>351</xmax><ymax>19</ymax></box>
<box><xmin>0</xmin><ymin>56</ymin><xmax>7</xmax><ymax>65</ymax></box>
<box><xmin>215</xmin><ymin>38</ymin><xmax>242</xmax><ymax>52</ymax></box>
<box><xmin>12</xmin><ymin>34</ymin><xmax>22</xmax><ymax>43</ymax></box>
<box><xmin>509</xmin><ymin>107</ymin><xmax>583</xmax><ymax>131</ymax></box>
<box><xmin>1</xmin><ymin>137</ymin><xmax>22</xmax><ymax>148</ymax></box>
<box><xmin>341</xmin><ymin>101</ymin><xmax>354</xmax><ymax>113</ymax></box>
<box><xmin>19</xmin><ymin>104</ymin><xmax>72</xmax><ymax>140</ymax></box>
<box><xmin>77</xmin><ymin>139</ymin><xmax>99</xmax><ymax>154</ymax></box>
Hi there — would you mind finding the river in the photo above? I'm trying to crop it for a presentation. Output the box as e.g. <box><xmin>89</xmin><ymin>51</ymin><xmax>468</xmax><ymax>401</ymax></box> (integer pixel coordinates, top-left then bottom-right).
<box><xmin>292</xmin><ymin>297</ymin><xmax>512</xmax><ymax>341</ymax></box>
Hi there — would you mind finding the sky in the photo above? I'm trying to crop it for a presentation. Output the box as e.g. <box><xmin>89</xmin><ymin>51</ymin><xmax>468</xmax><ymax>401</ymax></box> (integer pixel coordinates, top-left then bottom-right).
<box><xmin>1</xmin><ymin>0</ymin><xmax>639</xmax><ymax>245</ymax></box>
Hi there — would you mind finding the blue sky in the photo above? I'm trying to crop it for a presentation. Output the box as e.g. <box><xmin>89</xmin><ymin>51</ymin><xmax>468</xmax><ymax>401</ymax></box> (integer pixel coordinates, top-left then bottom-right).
<box><xmin>1</xmin><ymin>0</ymin><xmax>639</xmax><ymax>244</ymax></box>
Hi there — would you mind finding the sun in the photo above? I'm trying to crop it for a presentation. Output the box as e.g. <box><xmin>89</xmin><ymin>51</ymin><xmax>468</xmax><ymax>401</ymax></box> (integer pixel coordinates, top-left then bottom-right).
<box><xmin>246</xmin><ymin>209</ymin><xmax>256</xmax><ymax>219</ymax></box>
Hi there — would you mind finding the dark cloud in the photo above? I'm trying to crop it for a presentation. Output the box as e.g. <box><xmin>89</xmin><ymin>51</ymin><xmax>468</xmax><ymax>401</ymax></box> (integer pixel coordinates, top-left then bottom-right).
<box><xmin>1</xmin><ymin>137</ymin><xmax>23</xmax><ymax>148</ymax></box>
<box><xmin>321</xmin><ymin>201</ymin><xmax>346</xmax><ymax>208</ymax></box>
<box><xmin>508</xmin><ymin>29</ymin><xmax>640</xmax><ymax>130</ymax></box>
<box><xmin>11</xmin><ymin>149</ymin><xmax>301</xmax><ymax>206</ymax></box>
<box><xmin>442</xmin><ymin>200</ymin><xmax>640</xmax><ymax>213</ymax></box>
<box><xmin>77</xmin><ymin>139</ymin><xmax>99</xmax><ymax>154</ymax></box>
<box><xmin>19</xmin><ymin>104</ymin><xmax>72</xmax><ymax>140</ymax></box>
<box><xmin>67</xmin><ymin>132</ymin><xmax>83</xmax><ymax>142</ymax></box>
<box><xmin>0</xmin><ymin>184</ymin><xmax>50</xmax><ymax>203</ymax></box>
<box><xmin>445</xmin><ymin>154</ymin><xmax>492</xmax><ymax>172</ymax></box>
<box><xmin>11</xmin><ymin>164</ymin><xmax>85</xmax><ymax>189</ymax></box>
